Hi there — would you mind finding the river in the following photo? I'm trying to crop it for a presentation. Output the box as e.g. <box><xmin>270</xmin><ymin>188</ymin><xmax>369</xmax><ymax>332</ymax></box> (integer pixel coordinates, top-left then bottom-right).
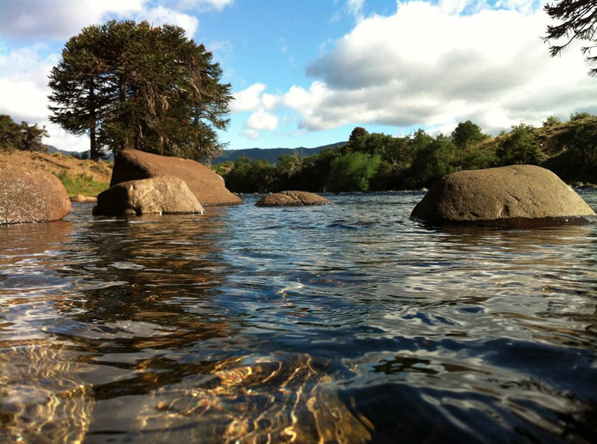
<box><xmin>1</xmin><ymin>190</ymin><xmax>596</xmax><ymax>443</ymax></box>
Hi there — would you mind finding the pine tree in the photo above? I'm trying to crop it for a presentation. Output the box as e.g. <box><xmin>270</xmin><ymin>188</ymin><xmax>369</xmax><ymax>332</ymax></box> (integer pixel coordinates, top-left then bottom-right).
<box><xmin>48</xmin><ymin>20</ymin><xmax>232</xmax><ymax>161</ymax></box>
<box><xmin>544</xmin><ymin>0</ymin><xmax>597</xmax><ymax>76</ymax></box>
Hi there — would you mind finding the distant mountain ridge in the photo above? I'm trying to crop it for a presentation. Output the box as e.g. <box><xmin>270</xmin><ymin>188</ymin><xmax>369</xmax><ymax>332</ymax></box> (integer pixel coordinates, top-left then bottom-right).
<box><xmin>46</xmin><ymin>142</ymin><xmax>346</xmax><ymax>164</ymax></box>
<box><xmin>215</xmin><ymin>142</ymin><xmax>344</xmax><ymax>164</ymax></box>
<box><xmin>46</xmin><ymin>145</ymin><xmax>76</xmax><ymax>156</ymax></box>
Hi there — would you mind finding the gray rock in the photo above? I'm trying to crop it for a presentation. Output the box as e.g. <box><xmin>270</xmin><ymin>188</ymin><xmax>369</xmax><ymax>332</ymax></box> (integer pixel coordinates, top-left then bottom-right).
<box><xmin>1</xmin><ymin>164</ymin><xmax>71</xmax><ymax>224</ymax></box>
<box><xmin>93</xmin><ymin>176</ymin><xmax>204</xmax><ymax>216</ymax></box>
<box><xmin>256</xmin><ymin>191</ymin><xmax>332</xmax><ymax>207</ymax></box>
<box><xmin>411</xmin><ymin>165</ymin><xmax>596</xmax><ymax>227</ymax></box>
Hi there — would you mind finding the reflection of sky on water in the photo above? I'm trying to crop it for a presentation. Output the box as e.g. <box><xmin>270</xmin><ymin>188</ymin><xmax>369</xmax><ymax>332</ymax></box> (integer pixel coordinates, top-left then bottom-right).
<box><xmin>0</xmin><ymin>191</ymin><xmax>596</xmax><ymax>443</ymax></box>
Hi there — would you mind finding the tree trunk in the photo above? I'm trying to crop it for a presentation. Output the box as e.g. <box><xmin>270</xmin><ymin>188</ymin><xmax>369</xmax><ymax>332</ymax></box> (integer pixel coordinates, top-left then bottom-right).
<box><xmin>90</xmin><ymin>124</ymin><xmax>98</xmax><ymax>161</ymax></box>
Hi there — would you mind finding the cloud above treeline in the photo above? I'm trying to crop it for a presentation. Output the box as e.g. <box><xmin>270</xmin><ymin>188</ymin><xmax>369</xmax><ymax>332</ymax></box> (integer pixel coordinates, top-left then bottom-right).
<box><xmin>236</xmin><ymin>0</ymin><xmax>596</xmax><ymax>137</ymax></box>
<box><xmin>1</xmin><ymin>0</ymin><xmax>595</xmax><ymax>150</ymax></box>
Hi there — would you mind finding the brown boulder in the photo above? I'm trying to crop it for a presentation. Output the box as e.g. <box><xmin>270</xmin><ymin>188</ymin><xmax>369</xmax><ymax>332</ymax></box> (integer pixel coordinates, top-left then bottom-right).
<box><xmin>1</xmin><ymin>164</ymin><xmax>71</xmax><ymax>224</ymax></box>
<box><xmin>256</xmin><ymin>191</ymin><xmax>332</xmax><ymax>207</ymax></box>
<box><xmin>93</xmin><ymin>176</ymin><xmax>204</xmax><ymax>216</ymax></box>
<box><xmin>111</xmin><ymin>149</ymin><xmax>242</xmax><ymax>207</ymax></box>
<box><xmin>411</xmin><ymin>165</ymin><xmax>596</xmax><ymax>227</ymax></box>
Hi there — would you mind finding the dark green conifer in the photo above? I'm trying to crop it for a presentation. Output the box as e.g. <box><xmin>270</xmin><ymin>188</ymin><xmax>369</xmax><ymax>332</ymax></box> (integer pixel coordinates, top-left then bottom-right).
<box><xmin>49</xmin><ymin>20</ymin><xmax>232</xmax><ymax>161</ymax></box>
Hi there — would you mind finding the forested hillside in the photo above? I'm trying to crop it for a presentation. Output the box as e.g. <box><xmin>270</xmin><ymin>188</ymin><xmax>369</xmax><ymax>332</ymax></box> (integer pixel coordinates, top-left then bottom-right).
<box><xmin>215</xmin><ymin>114</ymin><xmax>597</xmax><ymax>193</ymax></box>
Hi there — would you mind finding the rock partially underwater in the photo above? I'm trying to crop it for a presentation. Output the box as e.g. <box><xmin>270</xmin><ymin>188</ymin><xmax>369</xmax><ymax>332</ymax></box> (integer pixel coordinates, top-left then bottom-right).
<box><xmin>256</xmin><ymin>190</ymin><xmax>332</xmax><ymax>207</ymax></box>
<box><xmin>93</xmin><ymin>176</ymin><xmax>204</xmax><ymax>216</ymax></box>
<box><xmin>111</xmin><ymin>149</ymin><xmax>242</xmax><ymax>206</ymax></box>
<box><xmin>411</xmin><ymin>165</ymin><xmax>596</xmax><ymax>227</ymax></box>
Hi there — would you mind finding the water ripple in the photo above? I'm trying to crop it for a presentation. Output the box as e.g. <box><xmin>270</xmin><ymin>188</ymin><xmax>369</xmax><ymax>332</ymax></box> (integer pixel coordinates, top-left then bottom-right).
<box><xmin>1</xmin><ymin>192</ymin><xmax>596</xmax><ymax>443</ymax></box>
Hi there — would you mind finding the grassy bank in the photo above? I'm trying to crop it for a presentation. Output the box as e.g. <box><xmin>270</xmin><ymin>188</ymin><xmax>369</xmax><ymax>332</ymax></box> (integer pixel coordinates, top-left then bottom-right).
<box><xmin>53</xmin><ymin>171</ymin><xmax>110</xmax><ymax>197</ymax></box>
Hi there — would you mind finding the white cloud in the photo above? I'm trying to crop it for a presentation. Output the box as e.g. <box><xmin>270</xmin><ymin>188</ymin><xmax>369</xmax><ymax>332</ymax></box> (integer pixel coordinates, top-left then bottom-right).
<box><xmin>0</xmin><ymin>43</ymin><xmax>91</xmax><ymax>151</ymax></box>
<box><xmin>278</xmin><ymin>1</ymin><xmax>596</xmax><ymax>134</ymax></box>
<box><xmin>176</xmin><ymin>0</ymin><xmax>234</xmax><ymax>12</ymax></box>
<box><xmin>0</xmin><ymin>0</ymin><xmax>146</xmax><ymax>41</ymax></box>
<box><xmin>133</xmin><ymin>5</ymin><xmax>199</xmax><ymax>35</ymax></box>
<box><xmin>230</xmin><ymin>83</ymin><xmax>282</xmax><ymax>115</ymax></box>
<box><xmin>346</xmin><ymin>0</ymin><xmax>365</xmax><ymax>21</ymax></box>
<box><xmin>261</xmin><ymin>94</ymin><xmax>279</xmax><ymax>111</ymax></box>
<box><xmin>0</xmin><ymin>79</ymin><xmax>47</xmax><ymax>122</ymax></box>
<box><xmin>0</xmin><ymin>0</ymin><xmax>207</xmax><ymax>42</ymax></box>
<box><xmin>0</xmin><ymin>46</ymin><xmax>57</xmax><ymax>121</ymax></box>
<box><xmin>243</xmin><ymin>129</ymin><xmax>260</xmax><ymax>139</ymax></box>
<box><xmin>246</xmin><ymin>109</ymin><xmax>279</xmax><ymax>131</ymax></box>
<box><xmin>231</xmin><ymin>83</ymin><xmax>267</xmax><ymax>112</ymax></box>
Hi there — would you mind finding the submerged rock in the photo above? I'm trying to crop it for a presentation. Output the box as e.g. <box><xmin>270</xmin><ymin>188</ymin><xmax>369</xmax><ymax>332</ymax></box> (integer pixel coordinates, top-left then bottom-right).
<box><xmin>0</xmin><ymin>164</ymin><xmax>71</xmax><ymax>224</ymax></box>
<box><xmin>93</xmin><ymin>176</ymin><xmax>204</xmax><ymax>216</ymax></box>
<box><xmin>110</xmin><ymin>149</ymin><xmax>242</xmax><ymax>207</ymax></box>
<box><xmin>411</xmin><ymin>165</ymin><xmax>596</xmax><ymax>227</ymax></box>
<box><xmin>139</xmin><ymin>353</ymin><xmax>372</xmax><ymax>443</ymax></box>
<box><xmin>256</xmin><ymin>190</ymin><xmax>332</xmax><ymax>207</ymax></box>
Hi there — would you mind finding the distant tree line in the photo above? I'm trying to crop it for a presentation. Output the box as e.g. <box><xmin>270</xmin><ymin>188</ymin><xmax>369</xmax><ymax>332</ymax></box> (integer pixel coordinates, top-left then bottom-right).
<box><xmin>216</xmin><ymin>113</ymin><xmax>597</xmax><ymax>193</ymax></box>
<box><xmin>0</xmin><ymin>114</ymin><xmax>48</xmax><ymax>152</ymax></box>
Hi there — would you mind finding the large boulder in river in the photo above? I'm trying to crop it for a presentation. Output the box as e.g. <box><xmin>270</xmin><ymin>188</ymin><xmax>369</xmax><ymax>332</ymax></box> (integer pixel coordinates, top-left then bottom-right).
<box><xmin>111</xmin><ymin>149</ymin><xmax>242</xmax><ymax>206</ymax></box>
<box><xmin>1</xmin><ymin>164</ymin><xmax>71</xmax><ymax>224</ymax></box>
<box><xmin>256</xmin><ymin>191</ymin><xmax>332</xmax><ymax>207</ymax></box>
<box><xmin>93</xmin><ymin>176</ymin><xmax>204</xmax><ymax>216</ymax></box>
<box><xmin>411</xmin><ymin>165</ymin><xmax>596</xmax><ymax>227</ymax></box>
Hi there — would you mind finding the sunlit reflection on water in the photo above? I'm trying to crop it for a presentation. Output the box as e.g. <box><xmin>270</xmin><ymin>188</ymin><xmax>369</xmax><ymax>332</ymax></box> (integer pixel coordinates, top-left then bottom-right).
<box><xmin>1</xmin><ymin>191</ymin><xmax>596</xmax><ymax>443</ymax></box>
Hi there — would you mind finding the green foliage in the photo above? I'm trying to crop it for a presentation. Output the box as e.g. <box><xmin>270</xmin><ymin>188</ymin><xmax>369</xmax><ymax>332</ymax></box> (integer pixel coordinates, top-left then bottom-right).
<box><xmin>218</xmin><ymin>115</ymin><xmax>597</xmax><ymax>193</ymax></box>
<box><xmin>496</xmin><ymin>123</ymin><xmax>544</xmax><ymax>165</ymax></box>
<box><xmin>326</xmin><ymin>152</ymin><xmax>381</xmax><ymax>192</ymax></box>
<box><xmin>570</xmin><ymin>111</ymin><xmax>592</xmax><ymax>121</ymax></box>
<box><xmin>545</xmin><ymin>118</ymin><xmax>597</xmax><ymax>182</ymax></box>
<box><xmin>276</xmin><ymin>153</ymin><xmax>304</xmax><ymax>190</ymax></box>
<box><xmin>213</xmin><ymin>160</ymin><xmax>234</xmax><ymax>177</ymax></box>
<box><xmin>0</xmin><ymin>114</ymin><xmax>48</xmax><ymax>152</ymax></box>
<box><xmin>565</xmin><ymin>121</ymin><xmax>597</xmax><ymax>167</ymax></box>
<box><xmin>543</xmin><ymin>116</ymin><xmax>561</xmax><ymax>127</ymax></box>
<box><xmin>407</xmin><ymin>135</ymin><xmax>458</xmax><ymax>188</ymax></box>
<box><xmin>451</xmin><ymin>120</ymin><xmax>488</xmax><ymax>150</ymax></box>
<box><xmin>53</xmin><ymin>171</ymin><xmax>110</xmax><ymax>197</ymax></box>
<box><xmin>460</xmin><ymin>146</ymin><xmax>498</xmax><ymax>171</ymax></box>
<box><xmin>348</xmin><ymin>127</ymin><xmax>369</xmax><ymax>142</ymax></box>
<box><xmin>48</xmin><ymin>20</ymin><xmax>232</xmax><ymax>161</ymax></box>
<box><xmin>0</xmin><ymin>115</ymin><xmax>19</xmax><ymax>150</ymax></box>
<box><xmin>223</xmin><ymin>157</ymin><xmax>276</xmax><ymax>193</ymax></box>
<box><xmin>295</xmin><ymin>148</ymin><xmax>341</xmax><ymax>192</ymax></box>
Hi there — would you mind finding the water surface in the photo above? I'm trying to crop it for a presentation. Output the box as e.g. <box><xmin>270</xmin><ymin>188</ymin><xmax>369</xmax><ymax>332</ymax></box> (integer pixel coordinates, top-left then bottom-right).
<box><xmin>1</xmin><ymin>191</ymin><xmax>596</xmax><ymax>443</ymax></box>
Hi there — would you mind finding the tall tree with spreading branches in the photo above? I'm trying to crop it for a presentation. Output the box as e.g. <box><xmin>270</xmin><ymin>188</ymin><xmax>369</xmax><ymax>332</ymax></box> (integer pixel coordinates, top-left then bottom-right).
<box><xmin>49</xmin><ymin>20</ymin><xmax>232</xmax><ymax>161</ymax></box>
<box><xmin>544</xmin><ymin>0</ymin><xmax>597</xmax><ymax>76</ymax></box>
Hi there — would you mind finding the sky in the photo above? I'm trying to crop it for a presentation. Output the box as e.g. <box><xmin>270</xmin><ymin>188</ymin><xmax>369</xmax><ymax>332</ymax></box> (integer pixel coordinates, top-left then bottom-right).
<box><xmin>0</xmin><ymin>0</ymin><xmax>596</xmax><ymax>153</ymax></box>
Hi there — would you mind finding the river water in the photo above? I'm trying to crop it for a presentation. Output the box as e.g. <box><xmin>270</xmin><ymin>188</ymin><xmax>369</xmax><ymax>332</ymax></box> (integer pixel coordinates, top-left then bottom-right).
<box><xmin>1</xmin><ymin>190</ymin><xmax>596</xmax><ymax>443</ymax></box>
